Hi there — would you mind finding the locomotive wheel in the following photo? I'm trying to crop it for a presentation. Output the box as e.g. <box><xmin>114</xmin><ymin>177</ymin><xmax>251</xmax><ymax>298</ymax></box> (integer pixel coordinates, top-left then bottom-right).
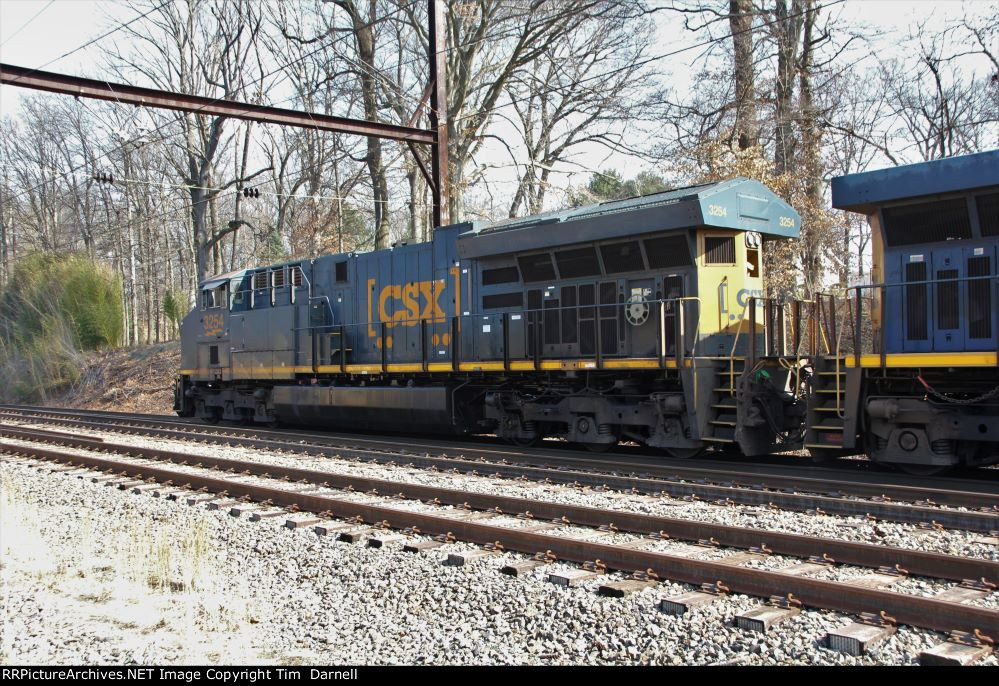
<box><xmin>200</xmin><ymin>413</ymin><xmax>221</xmax><ymax>425</ymax></box>
<box><xmin>508</xmin><ymin>433</ymin><xmax>541</xmax><ymax>448</ymax></box>
<box><xmin>664</xmin><ymin>447</ymin><xmax>705</xmax><ymax>459</ymax></box>
<box><xmin>581</xmin><ymin>441</ymin><xmax>615</xmax><ymax>453</ymax></box>
<box><xmin>807</xmin><ymin>447</ymin><xmax>838</xmax><ymax>463</ymax></box>
<box><xmin>895</xmin><ymin>462</ymin><xmax>953</xmax><ymax>477</ymax></box>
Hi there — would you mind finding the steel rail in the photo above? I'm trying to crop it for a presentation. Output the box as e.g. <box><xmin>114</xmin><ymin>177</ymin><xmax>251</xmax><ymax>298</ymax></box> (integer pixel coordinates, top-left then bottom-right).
<box><xmin>3</xmin><ymin>441</ymin><xmax>997</xmax><ymax>637</ymax></box>
<box><xmin>3</xmin><ymin>405</ymin><xmax>996</xmax><ymax>507</ymax></box>
<box><xmin>1</xmin><ymin>427</ymin><xmax>991</xmax><ymax>583</ymax></box>
<box><xmin>0</xmin><ymin>418</ymin><xmax>996</xmax><ymax>532</ymax></box>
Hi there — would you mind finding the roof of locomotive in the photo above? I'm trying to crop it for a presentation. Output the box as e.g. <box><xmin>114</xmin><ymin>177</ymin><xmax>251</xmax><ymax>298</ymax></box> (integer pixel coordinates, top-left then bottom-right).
<box><xmin>831</xmin><ymin>149</ymin><xmax>999</xmax><ymax>214</ymax></box>
<box><xmin>457</xmin><ymin>176</ymin><xmax>800</xmax><ymax>260</ymax></box>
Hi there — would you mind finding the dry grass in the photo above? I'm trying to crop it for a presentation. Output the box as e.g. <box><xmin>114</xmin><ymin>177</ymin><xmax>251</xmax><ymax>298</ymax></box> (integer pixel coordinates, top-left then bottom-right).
<box><xmin>0</xmin><ymin>468</ymin><xmax>264</xmax><ymax>663</ymax></box>
<box><xmin>56</xmin><ymin>342</ymin><xmax>179</xmax><ymax>415</ymax></box>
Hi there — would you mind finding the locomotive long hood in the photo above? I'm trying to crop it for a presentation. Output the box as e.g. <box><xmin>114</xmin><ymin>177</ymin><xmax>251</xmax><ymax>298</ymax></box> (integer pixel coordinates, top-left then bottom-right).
<box><xmin>457</xmin><ymin>177</ymin><xmax>800</xmax><ymax>259</ymax></box>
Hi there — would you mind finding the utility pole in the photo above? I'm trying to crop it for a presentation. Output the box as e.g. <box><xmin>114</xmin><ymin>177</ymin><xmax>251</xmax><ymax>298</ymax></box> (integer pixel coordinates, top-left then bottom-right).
<box><xmin>428</xmin><ymin>0</ymin><xmax>450</xmax><ymax>228</ymax></box>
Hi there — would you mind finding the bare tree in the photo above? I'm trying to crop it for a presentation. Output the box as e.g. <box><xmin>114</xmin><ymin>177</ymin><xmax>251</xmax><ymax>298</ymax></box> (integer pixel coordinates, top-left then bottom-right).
<box><xmin>106</xmin><ymin>0</ymin><xmax>269</xmax><ymax>284</ymax></box>
<box><xmin>502</xmin><ymin>11</ymin><xmax>656</xmax><ymax>217</ymax></box>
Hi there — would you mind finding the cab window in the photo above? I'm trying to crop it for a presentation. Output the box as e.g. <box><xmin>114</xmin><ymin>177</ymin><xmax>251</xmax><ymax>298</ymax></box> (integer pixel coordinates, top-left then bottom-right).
<box><xmin>201</xmin><ymin>284</ymin><xmax>227</xmax><ymax>309</ymax></box>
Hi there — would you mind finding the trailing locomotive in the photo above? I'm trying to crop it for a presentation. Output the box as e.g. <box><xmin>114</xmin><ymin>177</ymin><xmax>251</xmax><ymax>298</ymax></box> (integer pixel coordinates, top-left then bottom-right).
<box><xmin>821</xmin><ymin>150</ymin><xmax>999</xmax><ymax>473</ymax></box>
<box><xmin>175</xmin><ymin>151</ymin><xmax>999</xmax><ymax>471</ymax></box>
<box><xmin>175</xmin><ymin>177</ymin><xmax>806</xmax><ymax>457</ymax></box>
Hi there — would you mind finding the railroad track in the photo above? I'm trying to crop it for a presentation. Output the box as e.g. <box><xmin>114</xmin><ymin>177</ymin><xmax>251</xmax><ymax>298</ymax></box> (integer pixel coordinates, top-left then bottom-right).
<box><xmin>4</xmin><ymin>403</ymin><xmax>997</xmax><ymax>492</ymax></box>
<box><xmin>1</xmin><ymin>406</ymin><xmax>998</xmax><ymax>531</ymax></box>
<box><xmin>1</xmin><ymin>425</ymin><xmax>997</xmax><ymax>664</ymax></box>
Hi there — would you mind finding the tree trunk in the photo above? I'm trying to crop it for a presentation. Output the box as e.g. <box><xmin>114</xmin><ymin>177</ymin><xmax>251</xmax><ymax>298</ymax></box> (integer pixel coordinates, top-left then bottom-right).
<box><xmin>729</xmin><ymin>0</ymin><xmax>758</xmax><ymax>149</ymax></box>
<box><xmin>773</xmin><ymin>0</ymin><xmax>804</xmax><ymax>175</ymax></box>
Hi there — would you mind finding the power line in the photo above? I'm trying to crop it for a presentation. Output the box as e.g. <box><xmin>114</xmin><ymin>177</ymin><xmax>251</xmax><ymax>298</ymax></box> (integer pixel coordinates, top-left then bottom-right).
<box><xmin>3</xmin><ymin>0</ymin><xmax>423</xmax><ymax>203</ymax></box>
<box><xmin>0</xmin><ymin>0</ymin><xmax>55</xmax><ymax>49</ymax></box>
<box><xmin>1</xmin><ymin>0</ymin><xmax>172</xmax><ymax>86</ymax></box>
<box><xmin>452</xmin><ymin>0</ymin><xmax>848</xmax><ymax>124</ymax></box>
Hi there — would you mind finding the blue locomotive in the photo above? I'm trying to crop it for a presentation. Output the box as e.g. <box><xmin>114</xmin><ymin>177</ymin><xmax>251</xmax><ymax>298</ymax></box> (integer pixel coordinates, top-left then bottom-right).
<box><xmin>822</xmin><ymin>150</ymin><xmax>999</xmax><ymax>473</ymax></box>
<box><xmin>176</xmin><ymin>151</ymin><xmax>999</xmax><ymax>471</ymax></box>
<box><xmin>176</xmin><ymin>177</ymin><xmax>806</xmax><ymax>457</ymax></box>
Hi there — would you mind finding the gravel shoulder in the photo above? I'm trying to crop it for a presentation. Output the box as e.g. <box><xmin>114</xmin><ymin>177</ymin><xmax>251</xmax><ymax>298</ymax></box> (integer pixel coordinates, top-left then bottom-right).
<box><xmin>2</xmin><ymin>458</ymin><xmax>996</xmax><ymax>666</ymax></box>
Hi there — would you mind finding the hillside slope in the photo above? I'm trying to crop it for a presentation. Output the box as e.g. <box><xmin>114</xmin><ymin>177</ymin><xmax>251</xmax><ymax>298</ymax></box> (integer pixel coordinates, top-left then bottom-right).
<box><xmin>55</xmin><ymin>342</ymin><xmax>179</xmax><ymax>415</ymax></box>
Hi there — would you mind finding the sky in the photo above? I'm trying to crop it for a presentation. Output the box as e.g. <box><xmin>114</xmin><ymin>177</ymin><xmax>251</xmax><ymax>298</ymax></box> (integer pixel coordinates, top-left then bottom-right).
<box><xmin>0</xmin><ymin>0</ymin><xmax>994</xmax><ymax>217</ymax></box>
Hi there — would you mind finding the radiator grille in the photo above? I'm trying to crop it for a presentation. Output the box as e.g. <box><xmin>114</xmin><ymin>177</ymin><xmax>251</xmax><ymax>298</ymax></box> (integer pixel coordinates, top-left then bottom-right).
<box><xmin>905</xmin><ymin>262</ymin><xmax>928</xmax><ymax>341</ymax></box>
<box><xmin>978</xmin><ymin>193</ymin><xmax>999</xmax><ymax>237</ymax></box>
<box><xmin>645</xmin><ymin>235</ymin><xmax>692</xmax><ymax>268</ymax></box>
<box><xmin>555</xmin><ymin>247</ymin><xmax>600</xmax><ymax>278</ymax></box>
<box><xmin>882</xmin><ymin>198</ymin><xmax>971</xmax><ymax>245</ymax></box>
<box><xmin>600</xmin><ymin>241</ymin><xmax>643</xmax><ymax>274</ymax></box>
<box><xmin>704</xmin><ymin>236</ymin><xmax>736</xmax><ymax>264</ymax></box>
<box><xmin>968</xmin><ymin>256</ymin><xmax>992</xmax><ymax>339</ymax></box>
<box><xmin>936</xmin><ymin>268</ymin><xmax>959</xmax><ymax>330</ymax></box>
<box><xmin>517</xmin><ymin>253</ymin><xmax>556</xmax><ymax>282</ymax></box>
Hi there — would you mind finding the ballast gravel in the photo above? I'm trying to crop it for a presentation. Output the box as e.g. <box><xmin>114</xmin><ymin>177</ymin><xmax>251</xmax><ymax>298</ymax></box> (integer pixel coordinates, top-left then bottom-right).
<box><xmin>9</xmin><ymin>419</ymin><xmax>997</xmax><ymax>561</ymax></box>
<box><xmin>2</xmin><ymin>457</ymin><xmax>997</xmax><ymax>666</ymax></box>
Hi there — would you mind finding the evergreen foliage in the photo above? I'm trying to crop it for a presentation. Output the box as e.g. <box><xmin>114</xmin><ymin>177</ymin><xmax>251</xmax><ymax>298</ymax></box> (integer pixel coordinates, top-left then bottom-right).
<box><xmin>0</xmin><ymin>253</ymin><xmax>123</xmax><ymax>400</ymax></box>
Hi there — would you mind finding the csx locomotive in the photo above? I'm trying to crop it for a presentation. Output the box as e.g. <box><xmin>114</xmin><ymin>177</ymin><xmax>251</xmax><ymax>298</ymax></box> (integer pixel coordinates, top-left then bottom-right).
<box><xmin>175</xmin><ymin>151</ymin><xmax>999</xmax><ymax>472</ymax></box>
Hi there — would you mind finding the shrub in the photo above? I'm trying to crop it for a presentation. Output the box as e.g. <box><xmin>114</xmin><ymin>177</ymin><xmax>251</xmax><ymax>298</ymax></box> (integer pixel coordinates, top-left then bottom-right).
<box><xmin>0</xmin><ymin>253</ymin><xmax>123</xmax><ymax>401</ymax></box>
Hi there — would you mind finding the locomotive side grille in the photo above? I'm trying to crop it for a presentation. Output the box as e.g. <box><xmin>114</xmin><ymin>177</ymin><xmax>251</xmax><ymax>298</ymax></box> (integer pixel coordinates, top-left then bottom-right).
<box><xmin>978</xmin><ymin>193</ymin><xmax>999</xmax><ymax>237</ymax></box>
<box><xmin>527</xmin><ymin>289</ymin><xmax>542</xmax><ymax>356</ymax></box>
<box><xmin>561</xmin><ymin>286</ymin><xmax>578</xmax><ymax>344</ymax></box>
<box><xmin>882</xmin><ymin>198</ymin><xmax>971</xmax><ymax>246</ymax></box>
<box><xmin>644</xmin><ymin>235</ymin><xmax>692</xmax><ymax>268</ymax></box>
<box><xmin>600</xmin><ymin>241</ymin><xmax>644</xmax><ymax>274</ymax></box>
<box><xmin>600</xmin><ymin>319</ymin><xmax>617</xmax><ymax>355</ymax></box>
<box><xmin>663</xmin><ymin>275</ymin><xmax>684</xmax><ymax>353</ymax></box>
<box><xmin>704</xmin><ymin>236</ymin><xmax>735</xmax><ymax>264</ymax></box>
<box><xmin>482</xmin><ymin>292</ymin><xmax>522</xmax><ymax>310</ymax></box>
<box><xmin>517</xmin><ymin>253</ymin><xmax>556</xmax><ymax>282</ymax></box>
<box><xmin>482</xmin><ymin>266</ymin><xmax>519</xmax><ymax>285</ymax></box>
<box><xmin>579</xmin><ymin>284</ymin><xmax>595</xmax><ymax>355</ymax></box>
<box><xmin>599</xmin><ymin>282</ymin><xmax>618</xmax><ymax>355</ymax></box>
<box><xmin>968</xmin><ymin>256</ymin><xmax>992</xmax><ymax>339</ymax></box>
<box><xmin>555</xmin><ymin>247</ymin><xmax>600</xmax><ymax>278</ymax></box>
<box><xmin>905</xmin><ymin>262</ymin><xmax>928</xmax><ymax>341</ymax></box>
<box><xmin>544</xmin><ymin>298</ymin><xmax>560</xmax><ymax>345</ymax></box>
<box><xmin>936</xmin><ymin>268</ymin><xmax>959</xmax><ymax>330</ymax></box>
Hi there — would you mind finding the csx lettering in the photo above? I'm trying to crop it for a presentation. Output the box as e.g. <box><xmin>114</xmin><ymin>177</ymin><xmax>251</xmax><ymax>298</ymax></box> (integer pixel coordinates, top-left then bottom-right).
<box><xmin>372</xmin><ymin>279</ymin><xmax>446</xmax><ymax>333</ymax></box>
<box><xmin>736</xmin><ymin>288</ymin><xmax>765</xmax><ymax>308</ymax></box>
